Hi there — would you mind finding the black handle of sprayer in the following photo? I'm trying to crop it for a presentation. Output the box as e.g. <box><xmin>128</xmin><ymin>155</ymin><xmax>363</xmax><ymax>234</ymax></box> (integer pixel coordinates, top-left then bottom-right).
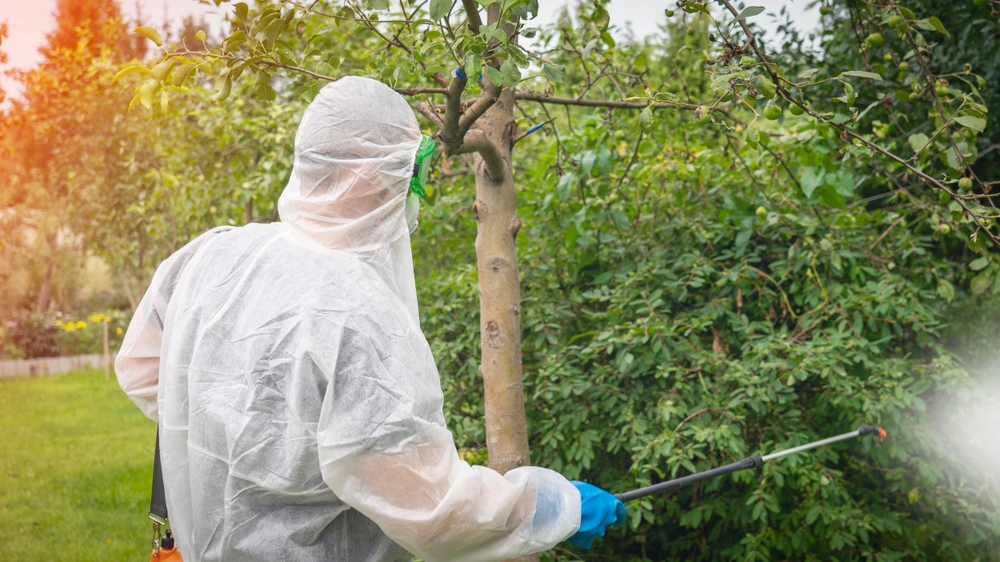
<box><xmin>615</xmin><ymin>455</ymin><xmax>762</xmax><ymax>502</ymax></box>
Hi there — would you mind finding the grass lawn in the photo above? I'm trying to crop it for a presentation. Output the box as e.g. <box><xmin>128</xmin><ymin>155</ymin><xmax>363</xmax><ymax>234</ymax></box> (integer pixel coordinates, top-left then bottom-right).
<box><xmin>0</xmin><ymin>370</ymin><xmax>156</xmax><ymax>561</ymax></box>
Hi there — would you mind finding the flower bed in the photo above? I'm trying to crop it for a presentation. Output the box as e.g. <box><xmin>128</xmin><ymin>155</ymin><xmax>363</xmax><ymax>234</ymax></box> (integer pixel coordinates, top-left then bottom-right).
<box><xmin>1</xmin><ymin>310</ymin><xmax>131</xmax><ymax>360</ymax></box>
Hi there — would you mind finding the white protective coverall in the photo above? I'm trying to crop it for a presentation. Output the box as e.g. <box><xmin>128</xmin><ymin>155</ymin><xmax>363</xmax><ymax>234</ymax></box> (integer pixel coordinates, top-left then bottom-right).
<box><xmin>116</xmin><ymin>76</ymin><xmax>581</xmax><ymax>562</ymax></box>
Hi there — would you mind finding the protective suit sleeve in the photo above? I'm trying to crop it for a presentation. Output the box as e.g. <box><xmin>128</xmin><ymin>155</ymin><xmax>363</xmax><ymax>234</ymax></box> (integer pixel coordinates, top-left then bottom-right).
<box><xmin>116</xmin><ymin>227</ymin><xmax>233</xmax><ymax>420</ymax></box>
<box><xmin>316</xmin><ymin>323</ymin><xmax>581</xmax><ymax>562</ymax></box>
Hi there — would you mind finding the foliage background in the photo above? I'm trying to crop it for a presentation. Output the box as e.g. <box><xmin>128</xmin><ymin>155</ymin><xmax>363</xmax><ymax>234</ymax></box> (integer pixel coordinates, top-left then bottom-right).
<box><xmin>1</xmin><ymin>0</ymin><xmax>999</xmax><ymax>560</ymax></box>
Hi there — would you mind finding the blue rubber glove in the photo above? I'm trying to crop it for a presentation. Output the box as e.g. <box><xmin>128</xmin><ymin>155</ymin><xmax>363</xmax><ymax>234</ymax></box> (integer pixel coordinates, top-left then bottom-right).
<box><xmin>567</xmin><ymin>481</ymin><xmax>627</xmax><ymax>549</ymax></box>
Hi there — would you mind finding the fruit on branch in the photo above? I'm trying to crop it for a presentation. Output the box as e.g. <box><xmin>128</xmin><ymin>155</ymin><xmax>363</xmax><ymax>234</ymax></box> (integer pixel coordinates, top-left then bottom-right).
<box><xmin>867</xmin><ymin>32</ymin><xmax>885</xmax><ymax>48</ymax></box>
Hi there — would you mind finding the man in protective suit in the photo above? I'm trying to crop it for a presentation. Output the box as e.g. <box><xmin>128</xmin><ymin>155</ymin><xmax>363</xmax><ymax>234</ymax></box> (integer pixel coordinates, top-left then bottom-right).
<box><xmin>117</xmin><ymin>76</ymin><xmax>624</xmax><ymax>562</ymax></box>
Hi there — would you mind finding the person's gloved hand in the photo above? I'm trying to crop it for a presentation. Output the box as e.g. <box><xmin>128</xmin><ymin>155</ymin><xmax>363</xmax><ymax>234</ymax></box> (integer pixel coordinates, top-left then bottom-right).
<box><xmin>567</xmin><ymin>481</ymin><xmax>626</xmax><ymax>549</ymax></box>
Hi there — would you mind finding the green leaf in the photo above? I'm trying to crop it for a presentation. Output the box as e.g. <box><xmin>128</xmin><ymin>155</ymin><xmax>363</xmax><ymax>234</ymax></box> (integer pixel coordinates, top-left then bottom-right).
<box><xmin>592</xmin><ymin>3</ymin><xmax>610</xmax><ymax>31</ymax></box>
<box><xmin>255</xmin><ymin>83</ymin><xmax>277</xmax><ymax>102</ymax></box>
<box><xmin>805</xmin><ymin>505</ymin><xmax>821</xmax><ymax>525</ymax></box>
<box><xmin>491</xmin><ymin>27</ymin><xmax>510</xmax><ymax>45</ymax></box>
<box><xmin>172</xmin><ymin>63</ymin><xmax>197</xmax><ymax>87</ymax></box>
<box><xmin>234</xmin><ymin>2</ymin><xmax>249</xmax><ymax>23</ymax></box>
<box><xmin>710</xmin><ymin>74</ymin><xmax>733</xmax><ymax>97</ymax></box>
<box><xmin>744</xmin><ymin>124</ymin><xmax>759</xmax><ymax>149</ymax></box>
<box><xmin>596</xmin><ymin>147</ymin><xmax>613</xmax><ymax>174</ymax></box>
<box><xmin>820</xmin><ymin>186</ymin><xmax>847</xmax><ymax>208</ymax></box>
<box><xmin>556</xmin><ymin>173</ymin><xmax>574</xmax><ymax>201</ymax></box>
<box><xmin>841</xmin><ymin>70</ymin><xmax>883</xmax><ymax>81</ymax></box>
<box><xmin>946</xmin><ymin>145</ymin><xmax>963</xmax><ymax>170</ymax></box>
<box><xmin>581</xmin><ymin>151</ymin><xmax>597</xmax><ymax>175</ymax></box>
<box><xmin>134</xmin><ymin>26</ymin><xmax>163</xmax><ymax>47</ymax></box>
<box><xmin>908</xmin><ymin>133</ymin><xmax>930</xmax><ymax>153</ymax></box>
<box><xmin>484</xmin><ymin>65</ymin><xmax>502</xmax><ymax>87</ymax></box>
<box><xmin>365</xmin><ymin>0</ymin><xmax>390</xmax><ymax>9</ymax></box>
<box><xmin>639</xmin><ymin>106</ymin><xmax>654</xmax><ymax>134</ymax></box>
<box><xmin>826</xmin><ymin>170</ymin><xmax>855</xmax><ymax>197</ymax></box>
<box><xmin>756</xmin><ymin>76</ymin><xmax>776</xmax><ymax>99</ymax></box>
<box><xmin>510</xmin><ymin>0</ymin><xmax>539</xmax><ymax>19</ymax></box>
<box><xmin>338</xmin><ymin>6</ymin><xmax>357</xmax><ymax>21</ymax></box>
<box><xmin>800</xmin><ymin>166</ymin><xmax>825</xmax><ymax>198</ymax></box>
<box><xmin>735</xmin><ymin>215</ymin><xmax>754</xmax><ymax>255</ymax></box>
<box><xmin>508</xmin><ymin>46</ymin><xmax>530</xmax><ymax>68</ymax></box>
<box><xmin>969</xmin><ymin>257</ymin><xmax>989</xmax><ymax>271</ymax></box>
<box><xmin>543</xmin><ymin>63</ymin><xmax>566</xmax><ymax>83</ymax></box>
<box><xmin>500</xmin><ymin>59</ymin><xmax>521</xmax><ymax>87</ymax></box>
<box><xmin>836</xmin><ymin>81</ymin><xmax>856</xmax><ymax>106</ymax></box>
<box><xmin>970</xmin><ymin>270</ymin><xmax>993</xmax><ymax>295</ymax></box>
<box><xmin>680</xmin><ymin>507</ymin><xmax>704</xmax><ymax>528</ymax></box>
<box><xmin>967</xmin><ymin>528</ymin><xmax>987</xmax><ymax>546</ymax></box>
<box><xmin>112</xmin><ymin>65</ymin><xmax>150</xmax><ymax>84</ymax></box>
<box><xmin>968</xmin><ymin>232</ymin><xmax>984</xmax><ymax>253</ymax></box>
<box><xmin>213</xmin><ymin>76</ymin><xmax>233</xmax><ymax>102</ymax></box>
<box><xmin>954</xmin><ymin>115</ymin><xmax>986</xmax><ymax>133</ymax></box>
<box><xmin>138</xmin><ymin>80</ymin><xmax>155</xmax><ymax>109</ymax></box>
<box><xmin>223</xmin><ymin>30</ymin><xmax>246</xmax><ymax>53</ymax></box>
<box><xmin>464</xmin><ymin>54</ymin><xmax>481</xmax><ymax>84</ymax></box>
<box><xmin>634</xmin><ymin>53</ymin><xmax>647</xmax><ymax>73</ymax></box>
<box><xmin>798</xmin><ymin>68</ymin><xmax>820</xmax><ymax>79</ymax></box>
<box><xmin>150</xmin><ymin>59</ymin><xmax>174</xmax><ymax>81</ymax></box>
<box><xmin>195</xmin><ymin>30</ymin><xmax>207</xmax><ymax>42</ymax></box>
<box><xmin>682</xmin><ymin>1</ymin><xmax>710</xmax><ymax>14</ymax></box>
<box><xmin>928</xmin><ymin>16</ymin><xmax>950</xmax><ymax>36</ymax></box>
<box><xmin>735</xmin><ymin>6</ymin><xmax>765</xmax><ymax>20</ymax></box>
<box><xmin>937</xmin><ymin>279</ymin><xmax>955</xmax><ymax>302</ymax></box>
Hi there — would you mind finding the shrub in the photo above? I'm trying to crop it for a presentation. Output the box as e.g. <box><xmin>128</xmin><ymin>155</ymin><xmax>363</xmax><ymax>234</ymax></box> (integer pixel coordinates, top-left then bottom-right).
<box><xmin>0</xmin><ymin>310</ymin><xmax>131</xmax><ymax>360</ymax></box>
<box><xmin>3</xmin><ymin>313</ymin><xmax>60</xmax><ymax>359</ymax></box>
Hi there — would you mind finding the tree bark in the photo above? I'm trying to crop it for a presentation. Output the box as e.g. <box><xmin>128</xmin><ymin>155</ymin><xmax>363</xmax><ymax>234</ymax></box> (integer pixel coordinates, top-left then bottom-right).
<box><xmin>35</xmin><ymin>254</ymin><xmax>54</xmax><ymax>312</ymax></box>
<box><xmin>472</xmin><ymin>89</ymin><xmax>537</xmax><ymax>562</ymax></box>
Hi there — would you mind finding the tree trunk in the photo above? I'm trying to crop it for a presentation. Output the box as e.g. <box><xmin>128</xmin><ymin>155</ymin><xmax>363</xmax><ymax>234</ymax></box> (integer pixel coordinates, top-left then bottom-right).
<box><xmin>472</xmin><ymin>88</ymin><xmax>537</xmax><ymax>562</ymax></box>
<box><xmin>36</xmin><ymin>255</ymin><xmax>54</xmax><ymax>312</ymax></box>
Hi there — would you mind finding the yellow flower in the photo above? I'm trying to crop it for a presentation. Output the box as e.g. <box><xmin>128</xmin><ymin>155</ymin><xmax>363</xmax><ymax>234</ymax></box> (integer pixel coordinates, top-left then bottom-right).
<box><xmin>116</xmin><ymin>327</ymin><xmax>123</xmax><ymax>335</ymax></box>
<box><xmin>75</xmin><ymin>321</ymin><xmax>86</xmax><ymax>329</ymax></box>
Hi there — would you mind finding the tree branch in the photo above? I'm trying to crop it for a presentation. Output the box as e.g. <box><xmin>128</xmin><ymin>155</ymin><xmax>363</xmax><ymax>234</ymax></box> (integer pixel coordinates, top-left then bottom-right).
<box><xmin>458</xmin><ymin>83</ymin><xmax>501</xmax><ymax>135</ymax></box>
<box><xmin>416</xmin><ymin>101</ymin><xmax>445</xmax><ymax>130</ymax></box>
<box><xmin>461</xmin><ymin>0</ymin><xmax>483</xmax><ymax>35</ymax></box>
<box><xmin>716</xmin><ymin>0</ymin><xmax>1000</xmax><ymax>248</ymax></box>
<box><xmin>869</xmin><ymin>213</ymin><xmax>907</xmax><ymax>251</ymax></box>
<box><xmin>453</xmin><ymin>129</ymin><xmax>505</xmax><ymax>182</ymax></box>
<box><xmin>514</xmin><ymin>92</ymin><xmax>743</xmax><ymax>123</ymax></box>
<box><xmin>440</xmin><ymin>72</ymin><xmax>469</xmax><ymax>151</ymax></box>
<box><xmin>394</xmin><ymin>86</ymin><xmax>448</xmax><ymax>96</ymax></box>
<box><xmin>716</xmin><ymin>0</ymin><xmax>780</xmax><ymax>86</ymax></box>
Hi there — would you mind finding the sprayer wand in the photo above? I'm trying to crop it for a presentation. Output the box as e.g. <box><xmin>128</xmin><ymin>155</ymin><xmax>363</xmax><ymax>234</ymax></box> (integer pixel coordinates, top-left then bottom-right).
<box><xmin>615</xmin><ymin>425</ymin><xmax>887</xmax><ymax>502</ymax></box>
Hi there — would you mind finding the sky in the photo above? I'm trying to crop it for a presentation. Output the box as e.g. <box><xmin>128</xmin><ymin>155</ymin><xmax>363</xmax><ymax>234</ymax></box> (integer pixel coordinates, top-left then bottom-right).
<box><xmin>1</xmin><ymin>0</ymin><xmax>820</xmax><ymax>102</ymax></box>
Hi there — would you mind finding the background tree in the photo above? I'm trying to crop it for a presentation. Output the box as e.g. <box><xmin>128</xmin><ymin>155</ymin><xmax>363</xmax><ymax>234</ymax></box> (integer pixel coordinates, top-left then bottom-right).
<box><xmin>0</xmin><ymin>0</ymin><xmax>147</xmax><ymax>317</ymax></box>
